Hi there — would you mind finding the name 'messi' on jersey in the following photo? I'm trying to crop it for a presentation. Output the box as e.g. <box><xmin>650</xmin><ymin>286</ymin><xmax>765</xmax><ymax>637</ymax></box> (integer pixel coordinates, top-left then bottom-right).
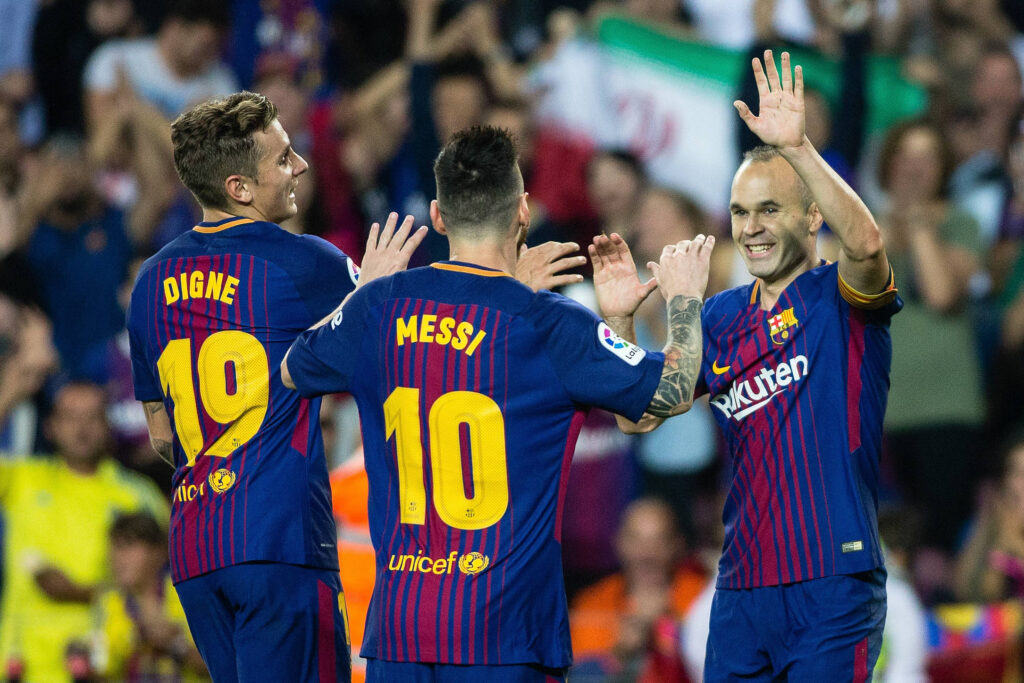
<box><xmin>394</xmin><ymin>314</ymin><xmax>487</xmax><ymax>356</ymax></box>
<box><xmin>710</xmin><ymin>354</ymin><xmax>809</xmax><ymax>421</ymax></box>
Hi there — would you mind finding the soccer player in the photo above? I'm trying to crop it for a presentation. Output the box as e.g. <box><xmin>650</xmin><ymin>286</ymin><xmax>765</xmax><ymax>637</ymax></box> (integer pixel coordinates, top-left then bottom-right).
<box><xmin>280</xmin><ymin>125</ymin><xmax>714</xmax><ymax>682</ymax></box>
<box><xmin>604</xmin><ymin>51</ymin><xmax>901</xmax><ymax>680</ymax></box>
<box><xmin>127</xmin><ymin>91</ymin><xmax>428</xmax><ymax>682</ymax></box>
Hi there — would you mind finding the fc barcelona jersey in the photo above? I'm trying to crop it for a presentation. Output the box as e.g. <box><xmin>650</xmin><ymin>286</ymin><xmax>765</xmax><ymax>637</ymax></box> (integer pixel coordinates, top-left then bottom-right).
<box><xmin>285</xmin><ymin>261</ymin><xmax>665</xmax><ymax>668</ymax></box>
<box><xmin>697</xmin><ymin>261</ymin><xmax>901</xmax><ymax>589</ymax></box>
<box><xmin>127</xmin><ymin>216</ymin><xmax>359</xmax><ymax>583</ymax></box>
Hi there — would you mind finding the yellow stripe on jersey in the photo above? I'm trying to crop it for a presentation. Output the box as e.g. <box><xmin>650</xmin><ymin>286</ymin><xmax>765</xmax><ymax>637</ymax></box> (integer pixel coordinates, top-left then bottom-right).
<box><xmin>838</xmin><ymin>266</ymin><xmax>898</xmax><ymax>310</ymax></box>
<box><xmin>430</xmin><ymin>263</ymin><xmax>513</xmax><ymax>278</ymax></box>
<box><xmin>193</xmin><ymin>217</ymin><xmax>256</xmax><ymax>233</ymax></box>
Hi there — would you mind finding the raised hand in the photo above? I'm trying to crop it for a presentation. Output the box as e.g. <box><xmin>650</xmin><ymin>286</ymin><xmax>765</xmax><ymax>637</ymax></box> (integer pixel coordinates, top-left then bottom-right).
<box><xmin>515</xmin><ymin>241</ymin><xmax>586</xmax><ymax>291</ymax></box>
<box><xmin>357</xmin><ymin>212</ymin><xmax>429</xmax><ymax>285</ymax></box>
<box><xmin>648</xmin><ymin>234</ymin><xmax>715</xmax><ymax>302</ymax></box>
<box><xmin>590</xmin><ymin>233</ymin><xmax>658</xmax><ymax>319</ymax></box>
<box><xmin>734</xmin><ymin>50</ymin><xmax>805</xmax><ymax>150</ymax></box>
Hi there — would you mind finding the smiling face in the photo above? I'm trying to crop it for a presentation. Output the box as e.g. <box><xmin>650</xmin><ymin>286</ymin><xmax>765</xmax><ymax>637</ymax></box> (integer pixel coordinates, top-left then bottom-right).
<box><xmin>729</xmin><ymin>156</ymin><xmax>820</xmax><ymax>283</ymax></box>
<box><xmin>248</xmin><ymin>118</ymin><xmax>308</xmax><ymax>224</ymax></box>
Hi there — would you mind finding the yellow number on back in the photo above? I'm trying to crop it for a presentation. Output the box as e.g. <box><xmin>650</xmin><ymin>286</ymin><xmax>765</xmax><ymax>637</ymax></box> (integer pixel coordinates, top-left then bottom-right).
<box><xmin>385</xmin><ymin>388</ymin><xmax>509</xmax><ymax>531</ymax></box>
<box><xmin>157</xmin><ymin>331</ymin><xmax>270</xmax><ymax>467</ymax></box>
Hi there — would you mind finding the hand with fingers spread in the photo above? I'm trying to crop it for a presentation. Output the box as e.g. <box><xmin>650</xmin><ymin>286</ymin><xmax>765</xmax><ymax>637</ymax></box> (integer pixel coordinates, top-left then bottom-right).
<box><xmin>515</xmin><ymin>241</ymin><xmax>586</xmax><ymax>292</ymax></box>
<box><xmin>648</xmin><ymin>234</ymin><xmax>715</xmax><ymax>302</ymax></box>
<box><xmin>734</xmin><ymin>50</ymin><xmax>806</xmax><ymax>150</ymax></box>
<box><xmin>590</xmin><ymin>233</ymin><xmax>658</xmax><ymax>319</ymax></box>
<box><xmin>357</xmin><ymin>212</ymin><xmax>429</xmax><ymax>286</ymax></box>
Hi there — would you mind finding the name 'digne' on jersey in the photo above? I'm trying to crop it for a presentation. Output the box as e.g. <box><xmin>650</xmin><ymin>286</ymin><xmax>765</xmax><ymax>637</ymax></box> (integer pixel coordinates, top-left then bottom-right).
<box><xmin>163</xmin><ymin>269</ymin><xmax>241</xmax><ymax>305</ymax></box>
<box><xmin>395</xmin><ymin>314</ymin><xmax>487</xmax><ymax>356</ymax></box>
<box><xmin>710</xmin><ymin>354</ymin><xmax>809</xmax><ymax>421</ymax></box>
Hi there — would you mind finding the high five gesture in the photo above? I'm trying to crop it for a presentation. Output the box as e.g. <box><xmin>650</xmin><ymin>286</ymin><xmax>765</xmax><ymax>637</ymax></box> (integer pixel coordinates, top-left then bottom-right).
<box><xmin>734</xmin><ymin>50</ymin><xmax>806</xmax><ymax>150</ymax></box>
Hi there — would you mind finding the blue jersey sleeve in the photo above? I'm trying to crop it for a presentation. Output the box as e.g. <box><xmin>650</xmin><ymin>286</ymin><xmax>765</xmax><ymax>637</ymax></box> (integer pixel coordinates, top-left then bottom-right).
<box><xmin>530</xmin><ymin>292</ymin><xmax>664</xmax><ymax>422</ymax></box>
<box><xmin>290</xmin><ymin>235</ymin><xmax>360</xmax><ymax>322</ymax></box>
<box><xmin>286</xmin><ymin>278</ymin><xmax>381</xmax><ymax>398</ymax></box>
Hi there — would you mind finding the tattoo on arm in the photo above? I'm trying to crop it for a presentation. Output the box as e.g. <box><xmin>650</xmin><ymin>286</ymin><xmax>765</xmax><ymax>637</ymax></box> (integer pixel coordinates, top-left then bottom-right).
<box><xmin>646</xmin><ymin>295</ymin><xmax>703</xmax><ymax>418</ymax></box>
<box><xmin>146</xmin><ymin>402</ymin><xmax>163</xmax><ymax>415</ymax></box>
<box><xmin>151</xmin><ymin>438</ymin><xmax>174</xmax><ymax>468</ymax></box>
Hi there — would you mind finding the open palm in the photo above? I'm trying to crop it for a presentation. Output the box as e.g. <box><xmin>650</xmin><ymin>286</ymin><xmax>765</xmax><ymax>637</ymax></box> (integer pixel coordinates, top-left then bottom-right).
<box><xmin>734</xmin><ymin>50</ymin><xmax>805</xmax><ymax>149</ymax></box>
<box><xmin>590</xmin><ymin>233</ymin><xmax>657</xmax><ymax>319</ymax></box>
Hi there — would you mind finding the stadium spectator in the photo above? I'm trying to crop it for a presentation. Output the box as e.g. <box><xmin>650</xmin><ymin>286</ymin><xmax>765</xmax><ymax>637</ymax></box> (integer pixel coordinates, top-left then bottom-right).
<box><xmin>954</xmin><ymin>429</ymin><xmax>1024</xmax><ymax>603</ymax></box>
<box><xmin>0</xmin><ymin>381</ymin><xmax>167</xmax><ymax>682</ymax></box>
<box><xmin>89</xmin><ymin>511</ymin><xmax>207</xmax><ymax>681</ymax></box>
<box><xmin>82</xmin><ymin>0</ymin><xmax>236</xmax><ymax>129</ymax></box>
<box><xmin>32</xmin><ymin>0</ymin><xmax>144</xmax><ymax>136</ymax></box>
<box><xmin>83</xmin><ymin>0</ymin><xmax>238</xmax><ymax>248</ymax></box>
<box><xmin>875</xmin><ymin>505</ymin><xmax>930</xmax><ymax>683</ymax></box>
<box><xmin>877</xmin><ymin>118</ymin><xmax>986</xmax><ymax>553</ymax></box>
<box><xmin>947</xmin><ymin>46</ymin><xmax>1022</xmax><ymax>247</ymax></box>
<box><xmin>570</xmin><ymin>497</ymin><xmax>707</xmax><ymax>682</ymax></box>
<box><xmin>0</xmin><ymin>296</ymin><xmax>56</xmax><ymax>455</ymax></box>
<box><xmin>586</xmin><ymin>150</ymin><xmax>646</xmax><ymax>248</ymax></box>
<box><xmin>20</xmin><ymin>135</ymin><xmax>133</xmax><ymax>383</ymax></box>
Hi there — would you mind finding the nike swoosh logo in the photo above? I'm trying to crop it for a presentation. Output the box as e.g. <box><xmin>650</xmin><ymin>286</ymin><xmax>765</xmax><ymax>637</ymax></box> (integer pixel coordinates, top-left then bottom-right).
<box><xmin>712</xmin><ymin>361</ymin><xmax>731</xmax><ymax>375</ymax></box>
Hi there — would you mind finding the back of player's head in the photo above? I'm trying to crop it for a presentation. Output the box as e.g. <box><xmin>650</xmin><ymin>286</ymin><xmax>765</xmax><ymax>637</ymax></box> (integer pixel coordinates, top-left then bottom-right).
<box><xmin>171</xmin><ymin>91</ymin><xmax>278</xmax><ymax>211</ymax></box>
<box><xmin>741</xmin><ymin>145</ymin><xmax>813</xmax><ymax>210</ymax></box>
<box><xmin>433</xmin><ymin>126</ymin><xmax>523</xmax><ymax>236</ymax></box>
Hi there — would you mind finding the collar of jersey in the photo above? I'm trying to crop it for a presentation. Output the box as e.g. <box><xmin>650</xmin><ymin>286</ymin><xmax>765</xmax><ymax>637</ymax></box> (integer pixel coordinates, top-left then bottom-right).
<box><xmin>193</xmin><ymin>216</ymin><xmax>257</xmax><ymax>233</ymax></box>
<box><xmin>431</xmin><ymin>261</ymin><xmax>512</xmax><ymax>278</ymax></box>
<box><xmin>749</xmin><ymin>259</ymin><xmax>829</xmax><ymax>307</ymax></box>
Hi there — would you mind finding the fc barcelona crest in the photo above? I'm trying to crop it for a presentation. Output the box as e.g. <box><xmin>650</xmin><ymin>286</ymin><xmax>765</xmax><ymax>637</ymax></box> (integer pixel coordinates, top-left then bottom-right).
<box><xmin>768</xmin><ymin>308</ymin><xmax>799</xmax><ymax>345</ymax></box>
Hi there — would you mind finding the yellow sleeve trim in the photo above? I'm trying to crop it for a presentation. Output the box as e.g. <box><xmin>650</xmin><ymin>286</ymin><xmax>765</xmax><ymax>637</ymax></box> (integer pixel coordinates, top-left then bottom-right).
<box><xmin>838</xmin><ymin>266</ymin><xmax>898</xmax><ymax>310</ymax></box>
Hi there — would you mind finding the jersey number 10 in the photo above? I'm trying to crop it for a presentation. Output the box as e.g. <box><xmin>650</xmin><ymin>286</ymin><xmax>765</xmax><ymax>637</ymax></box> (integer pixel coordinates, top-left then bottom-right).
<box><xmin>157</xmin><ymin>331</ymin><xmax>270</xmax><ymax>467</ymax></box>
<box><xmin>385</xmin><ymin>387</ymin><xmax>509</xmax><ymax>531</ymax></box>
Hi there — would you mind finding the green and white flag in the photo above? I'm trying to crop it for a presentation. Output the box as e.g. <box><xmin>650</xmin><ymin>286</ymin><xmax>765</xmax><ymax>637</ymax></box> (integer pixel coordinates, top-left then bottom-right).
<box><xmin>531</xmin><ymin>15</ymin><xmax>927</xmax><ymax>215</ymax></box>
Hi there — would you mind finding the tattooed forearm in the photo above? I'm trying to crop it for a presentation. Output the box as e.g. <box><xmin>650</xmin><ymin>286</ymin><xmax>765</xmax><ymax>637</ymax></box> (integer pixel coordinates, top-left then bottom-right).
<box><xmin>151</xmin><ymin>438</ymin><xmax>174</xmax><ymax>467</ymax></box>
<box><xmin>646</xmin><ymin>295</ymin><xmax>703</xmax><ymax>417</ymax></box>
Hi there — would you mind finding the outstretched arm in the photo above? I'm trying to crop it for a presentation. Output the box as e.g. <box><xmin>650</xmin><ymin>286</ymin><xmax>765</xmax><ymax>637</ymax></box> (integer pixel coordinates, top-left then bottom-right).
<box><xmin>603</xmin><ymin>235</ymin><xmax>714</xmax><ymax>432</ymax></box>
<box><xmin>735</xmin><ymin>50</ymin><xmax>890</xmax><ymax>294</ymax></box>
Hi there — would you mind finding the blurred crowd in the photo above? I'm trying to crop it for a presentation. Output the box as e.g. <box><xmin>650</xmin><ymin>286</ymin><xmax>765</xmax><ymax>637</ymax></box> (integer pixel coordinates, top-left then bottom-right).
<box><xmin>3</xmin><ymin>0</ymin><xmax>1024</xmax><ymax>680</ymax></box>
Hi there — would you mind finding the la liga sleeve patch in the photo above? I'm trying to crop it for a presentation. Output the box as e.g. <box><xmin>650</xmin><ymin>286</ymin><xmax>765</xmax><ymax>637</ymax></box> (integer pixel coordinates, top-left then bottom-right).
<box><xmin>597</xmin><ymin>321</ymin><xmax>646</xmax><ymax>366</ymax></box>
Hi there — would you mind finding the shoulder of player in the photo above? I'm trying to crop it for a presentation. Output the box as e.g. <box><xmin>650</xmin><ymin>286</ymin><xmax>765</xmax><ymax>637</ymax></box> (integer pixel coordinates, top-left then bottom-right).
<box><xmin>523</xmin><ymin>288</ymin><xmax>592</xmax><ymax>320</ymax></box>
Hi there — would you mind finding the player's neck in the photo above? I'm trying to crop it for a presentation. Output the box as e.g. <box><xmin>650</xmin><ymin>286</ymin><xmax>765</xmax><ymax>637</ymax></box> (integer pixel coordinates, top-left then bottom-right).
<box><xmin>200</xmin><ymin>207</ymin><xmax>271</xmax><ymax>225</ymax></box>
<box><xmin>757</xmin><ymin>254</ymin><xmax>819</xmax><ymax>310</ymax></box>
<box><xmin>446</xmin><ymin>239</ymin><xmax>517</xmax><ymax>275</ymax></box>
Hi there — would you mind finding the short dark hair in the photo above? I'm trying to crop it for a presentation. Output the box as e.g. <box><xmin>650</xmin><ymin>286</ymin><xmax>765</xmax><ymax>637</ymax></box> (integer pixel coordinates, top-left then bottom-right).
<box><xmin>433</xmin><ymin>126</ymin><xmax>523</xmax><ymax>234</ymax></box>
<box><xmin>110</xmin><ymin>511</ymin><xmax>166</xmax><ymax>547</ymax></box>
<box><xmin>741</xmin><ymin>145</ymin><xmax>813</xmax><ymax>210</ymax></box>
<box><xmin>171</xmin><ymin>91</ymin><xmax>278</xmax><ymax>210</ymax></box>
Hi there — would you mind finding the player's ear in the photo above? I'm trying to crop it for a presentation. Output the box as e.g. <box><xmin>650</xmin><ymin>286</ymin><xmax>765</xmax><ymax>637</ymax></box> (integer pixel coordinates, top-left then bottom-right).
<box><xmin>430</xmin><ymin>199</ymin><xmax>447</xmax><ymax>235</ymax></box>
<box><xmin>807</xmin><ymin>201</ymin><xmax>823</xmax><ymax>236</ymax></box>
<box><xmin>517</xmin><ymin>192</ymin><xmax>530</xmax><ymax>231</ymax></box>
<box><xmin>225</xmin><ymin>174</ymin><xmax>252</xmax><ymax>205</ymax></box>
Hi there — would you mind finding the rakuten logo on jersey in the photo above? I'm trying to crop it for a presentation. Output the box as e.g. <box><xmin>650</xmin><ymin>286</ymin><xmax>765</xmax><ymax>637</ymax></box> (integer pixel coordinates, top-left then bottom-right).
<box><xmin>710</xmin><ymin>355</ymin><xmax>809</xmax><ymax>421</ymax></box>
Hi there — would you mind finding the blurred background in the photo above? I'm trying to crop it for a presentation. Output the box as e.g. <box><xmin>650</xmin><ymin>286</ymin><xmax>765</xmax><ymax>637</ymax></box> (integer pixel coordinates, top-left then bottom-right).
<box><xmin>2</xmin><ymin>0</ymin><xmax>1024</xmax><ymax>680</ymax></box>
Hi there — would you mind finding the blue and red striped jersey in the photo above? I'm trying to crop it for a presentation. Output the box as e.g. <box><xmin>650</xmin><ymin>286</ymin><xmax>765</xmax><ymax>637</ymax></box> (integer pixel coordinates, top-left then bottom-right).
<box><xmin>697</xmin><ymin>261</ymin><xmax>901</xmax><ymax>589</ymax></box>
<box><xmin>127</xmin><ymin>216</ymin><xmax>359</xmax><ymax>583</ymax></box>
<box><xmin>285</xmin><ymin>261</ymin><xmax>665</xmax><ymax>668</ymax></box>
